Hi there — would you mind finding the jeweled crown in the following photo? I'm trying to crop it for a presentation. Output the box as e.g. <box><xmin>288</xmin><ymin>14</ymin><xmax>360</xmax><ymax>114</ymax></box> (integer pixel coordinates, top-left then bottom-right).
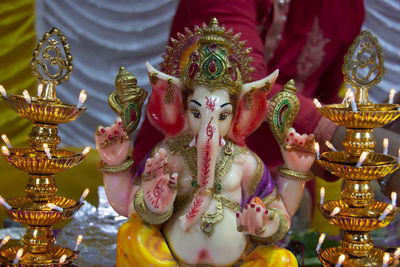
<box><xmin>161</xmin><ymin>18</ymin><xmax>254</xmax><ymax>96</ymax></box>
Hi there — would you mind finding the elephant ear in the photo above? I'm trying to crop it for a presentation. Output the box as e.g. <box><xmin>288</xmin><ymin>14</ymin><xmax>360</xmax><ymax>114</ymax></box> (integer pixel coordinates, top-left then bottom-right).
<box><xmin>228</xmin><ymin>70</ymin><xmax>279</xmax><ymax>146</ymax></box>
<box><xmin>146</xmin><ymin>62</ymin><xmax>187</xmax><ymax>137</ymax></box>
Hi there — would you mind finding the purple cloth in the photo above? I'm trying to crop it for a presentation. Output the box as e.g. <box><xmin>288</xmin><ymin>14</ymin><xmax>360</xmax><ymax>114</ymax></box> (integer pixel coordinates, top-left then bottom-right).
<box><xmin>243</xmin><ymin>161</ymin><xmax>275</xmax><ymax>207</ymax></box>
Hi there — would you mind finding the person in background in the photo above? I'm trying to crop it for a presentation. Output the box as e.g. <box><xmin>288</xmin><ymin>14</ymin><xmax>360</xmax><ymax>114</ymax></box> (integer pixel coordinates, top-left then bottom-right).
<box><xmin>133</xmin><ymin>0</ymin><xmax>400</xmax><ymax>208</ymax></box>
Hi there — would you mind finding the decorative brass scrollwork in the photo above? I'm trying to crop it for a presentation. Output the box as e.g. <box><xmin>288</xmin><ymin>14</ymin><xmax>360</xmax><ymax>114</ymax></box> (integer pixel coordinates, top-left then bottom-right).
<box><xmin>30</xmin><ymin>28</ymin><xmax>73</xmax><ymax>86</ymax></box>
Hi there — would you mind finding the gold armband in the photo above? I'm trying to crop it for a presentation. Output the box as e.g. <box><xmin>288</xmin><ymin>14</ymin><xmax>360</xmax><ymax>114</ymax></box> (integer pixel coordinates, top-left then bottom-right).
<box><xmin>252</xmin><ymin>207</ymin><xmax>290</xmax><ymax>243</ymax></box>
<box><xmin>97</xmin><ymin>156</ymin><xmax>134</xmax><ymax>173</ymax></box>
<box><xmin>134</xmin><ymin>189</ymin><xmax>173</xmax><ymax>225</ymax></box>
<box><xmin>278</xmin><ymin>165</ymin><xmax>314</xmax><ymax>181</ymax></box>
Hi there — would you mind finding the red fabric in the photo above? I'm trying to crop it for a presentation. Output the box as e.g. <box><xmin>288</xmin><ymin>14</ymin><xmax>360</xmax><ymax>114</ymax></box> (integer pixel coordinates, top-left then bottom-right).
<box><xmin>134</xmin><ymin>0</ymin><xmax>364</xmax><ymax>207</ymax></box>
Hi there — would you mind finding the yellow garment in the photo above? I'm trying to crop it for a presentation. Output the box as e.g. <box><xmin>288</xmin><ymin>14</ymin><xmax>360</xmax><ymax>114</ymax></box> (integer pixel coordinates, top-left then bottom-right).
<box><xmin>117</xmin><ymin>214</ymin><xmax>298</xmax><ymax>267</ymax></box>
<box><xmin>0</xmin><ymin>0</ymin><xmax>37</xmax><ymax>146</ymax></box>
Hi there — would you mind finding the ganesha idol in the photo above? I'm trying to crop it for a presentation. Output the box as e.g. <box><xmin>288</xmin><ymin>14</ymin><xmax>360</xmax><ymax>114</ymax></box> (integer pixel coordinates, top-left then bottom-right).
<box><xmin>95</xmin><ymin>18</ymin><xmax>316</xmax><ymax>266</ymax></box>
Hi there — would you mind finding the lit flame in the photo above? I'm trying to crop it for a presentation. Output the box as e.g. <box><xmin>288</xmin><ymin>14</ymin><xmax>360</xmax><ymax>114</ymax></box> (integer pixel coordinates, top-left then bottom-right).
<box><xmin>320</xmin><ymin>187</ymin><xmax>325</xmax><ymax>206</ymax></box>
<box><xmin>13</xmin><ymin>248</ymin><xmax>24</xmax><ymax>264</ymax></box>
<box><xmin>325</xmin><ymin>141</ymin><xmax>336</xmax><ymax>151</ymax></box>
<box><xmin>59</xmin><ymin>254</ymin><xmax>67</xmax><ymax>264</ymax></box>
<box><xmin>315</xmin><ymin>233</ymin><xmax>325</xmax><ymax>252</ymax></box>
<box><xmin>383</xmin><ymin>138</ymin><xmax>389</xmax><ymax>154</ymax></box>
<box><xmin>0</xmin><ymin>85</ymin><xmax>6</xmax><ymax>97</ymax></box>
<box><xmin>1</xmin><ymin>134</ymin><xmax>11</xmax><ymax>149</ymax></box>
<box><xmin>0</xmin><ymin>235</ymin><xmax>10</xmax><ymax>248</ymax></box>
<box><xmin>313</xmin><ymin>98</ymin><xmax>322</xmax><ymax>108</ymax></box>
<box><xmin>22</xmin><ymin>90</ymin><xmax>31</xmax><ymax>103</ymax></box>
<box><xmin>330</xmin><ymin>207</ymin><xmax>340</xmax><ymax>217</ymax></box>
<box><xmin>37</xmin><ymin>84</ymin><xmax>43</xmax><ymax>97</ymax></box>
<box><xmin>336</xmin><ymin>254</ymin><xmax>345</xmax><ymax>266</ymax></box>
<box><xmin>77</xmin><ymin>90</ymin><xmax>87</xmax><ymax>108</ymax></box>
<box><xmin>389</xmin><ymin>89</ymin><xmax>396</xmax><ymax>104</ymax></box>
<box><xmin>383</xmin><ymin>252</ymin><xmax>390</xmax><ymax>266</ymax></box>
<box><xmin>74</xmin><ymin>235</ymin><xmax>83</xmax><ymax>251</ymax></box>
<box><xmin>314</xmin><ymin>142</ymin><xmax>320</xmax><ymax>160</ymax></box>
<box><xmin>379</xmin><ymin>204</ymin><xmax>394</xmax><ymax>220</ymax></box>
<box><xmin>1</xmin><ymin>146</ymin><xmax>10</xmax><ymax>156</ymax></box>
<box><xmin>394</xmin><ymin>247</ymin><xmax>400</xmax><ymax>259</ymax></box>
<box><xmin>43</xmin><ymin>143</ymin><xmax>51</xmax><ymax>159</ymax></box>
<box><xmin>392</xmin><ymin>192</ymin><xmax>397</xmax><ymax>207</ymax></box>
<box><xmin>0</xmin><ymin>195</ymin><xmax>11</xmax><ymax>210</ymax></box>
<box><xmin>82</xmin><ymin>146</ymin><xmax>91</xmax><ymax>156</ymax></box>
<box><xmin>355</xmin><ymin>151</ymin><xmax>369</xmax><ymax>168</ymax></box>
<box><xmin>46</xmin><ymin>203</ymin><xmax>63</xmax><ymax>212</ymax></box>
<box><xmin>80</xmin><ymin>188</ymin><xmax>90</xmax><ymax>202</ymax></box>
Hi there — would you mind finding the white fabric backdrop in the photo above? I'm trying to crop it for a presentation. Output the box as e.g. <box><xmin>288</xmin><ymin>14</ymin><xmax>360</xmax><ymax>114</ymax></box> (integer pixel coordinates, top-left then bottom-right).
<box><xmin>363</xmin><ymin>0</ymin><xmax>400</xmax><ymax>102</ymax></box>
<box><xmin>35</xmin><ymin>0</ymin><xmax>178</xmax><ymax>147</ymax></box>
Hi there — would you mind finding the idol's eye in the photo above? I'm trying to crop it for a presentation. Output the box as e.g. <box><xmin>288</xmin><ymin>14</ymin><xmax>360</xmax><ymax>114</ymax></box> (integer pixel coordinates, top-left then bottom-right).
<box><xmin>191</xmin><ymin>110</ymin><xmax>201</xmax><ymax>119</ymax></box>
<box><xmin>219</xmin><ymin>112</ymin><xmax>231</xmax><ymax>121</ymax></box>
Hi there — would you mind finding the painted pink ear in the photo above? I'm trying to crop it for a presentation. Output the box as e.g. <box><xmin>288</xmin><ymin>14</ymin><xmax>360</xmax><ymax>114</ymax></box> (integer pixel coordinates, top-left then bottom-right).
<box><xmin>146</xmin><ymin>62</ymin><xmax>187</xmax><ymax>137</ymax></box>
<box><xmin>228</xmin><ymin>70</ymin><xmax>279</xmax><ymax>146</ymax></box>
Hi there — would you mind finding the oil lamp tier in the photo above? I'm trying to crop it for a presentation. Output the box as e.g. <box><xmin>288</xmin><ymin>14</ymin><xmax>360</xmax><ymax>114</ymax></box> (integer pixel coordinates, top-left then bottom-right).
<box><xmin>316</xmin><ymin>30</ymin><xmax>400</xmax><ymax>266</ymax></box>
<box><xmin>0</xmin><ymin>28</ymin><xmax>87</xmax><ymax>266</ymax></box>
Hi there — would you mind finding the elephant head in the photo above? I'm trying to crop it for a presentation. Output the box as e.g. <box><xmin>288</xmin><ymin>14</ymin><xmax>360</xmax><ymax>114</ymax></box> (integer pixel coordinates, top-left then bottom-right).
<box><xmin>146</xmin><ymin>18</ymin><xmax>278</xmax><ymax>188</ymax></box>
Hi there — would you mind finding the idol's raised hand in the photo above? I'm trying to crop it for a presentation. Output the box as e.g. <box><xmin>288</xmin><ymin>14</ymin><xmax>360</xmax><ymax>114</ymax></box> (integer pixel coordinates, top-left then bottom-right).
<box><xmin>281</xmin><ymin>127</ymin><xmax>316</xmax><ymax>173</ymax></box>
<box><xmin>95</xmin><ymin>117</ymin><xmax>131</xmax><ymax>166</ymax></box>
<box><xmin>141</xmin><ymin>148</ymin><xmax>178</xmax><ymax>214</ymax></box>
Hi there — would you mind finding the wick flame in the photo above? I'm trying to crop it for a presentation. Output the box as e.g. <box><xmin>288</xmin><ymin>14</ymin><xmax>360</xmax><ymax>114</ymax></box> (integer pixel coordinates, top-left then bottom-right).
<box><xmin>394</xmin><ymin>247</ymin><xmax>400</xmax><ymax>259</ymax></box>
<box><xmin>22</xmin><ymin>90</ymin><xmax>31</xmax><ymax>103</ymax></box>
<box><xmin>325</xmin><ymin>141</ymin><xmax>336</xmax><ymax>151</ymax></box>
<box><xmin>379</xmin><ymin>204</ymin><xmax>394</xmax><ymax>220</ymax></box>
<box><xmin>315</xmin><ymin>233</ymin><xmax>325</xmax><ymax>252</ymax></box>
<box><xmin>43</xmin><ymin>143</ymin><xmax>51</xmax><ymax>159</ymax></box>
<box><xmin>0</xmin><ymin>85</ymin><xmax>6</xmax><ymax>97</ymax></box>
<box><xmin>1</xmin><ymin>146</ymin><xmax>10</xmax><ymax>156</ymax></box>
<box><xmin>356</xmin><ymin>151</ymin><xmax>369</xmax><ymax>168</ymax></box>
<box><xmin>330</xmin><ymin>207</ymin><xmax>340</xmax><ymax>217</ymax></box>
<box><xmin>392</xmin><ymin>192</ymin><xmax>397</xmax><ymax>207</ymax></box>
<box><xmin>82</xmin><ymin>146</ymin><xmax>91</xmax><ymax>156</ymax></box>
<box><xmin>0</xmin><ymin>235</ymin><xmax>10</xmax><ymax>248</ymax></box>
<box><xmin>383</xmin><ymin>252</ymin><xmax>390</xmax><ymax>266</ymax></box>
<box><xmin>314</xmin><ymin>142</ymin><xmax>320</xmax><ymax>160</ymax></box>
<box><xmin>383</xmin><ymin>138</ymin><xmax>389</xmax><ymax>154</ymax></box>
<box><xmin>46</xmin><ymin>203</ymin><xmax>63</xmax><ymax>212</ymax></box>
<box><xmin>313</xmin><ymin>98</ymin><xmax>322</xmax><ymax>108</ymax></box>
<box><xmin>80</xmin><ymin>188</ymin><xmax>90</xmax><ymax>202</ymax></box>
<box><xmin>77</xmin><ymin>90</ymin><xmax>87</xmax><ymax>108</ymax></box>
<box><xmin>74</xmin><ymin>235</ymin><xmax>83</xmax><ymax>251</ymax></box>
<box><xmin>13</xmin><ymin>248</ymin><xmax>24</xmax><ymax>264</ymax></box>
<box><xmin>389</xmin><ymin>89</ymin><xmax>396</xmax><ymax>104</ymax></box>
<box><xmin>336</xmin><ymin>254</ymin><xmax>345</xmax><ymax>266</ymax></box>
<box><xmin>59</xmin><ymin>254</ymin><xmax>67</xmax><ymax>264</ymax></box>
<box><xmin>320</xmin><ymin>187</ymin><xmax>325</xmax><ymax>206</ymax></box>
<box><xmin>1</xmin><ymin>134</ymin><xmax>11</xmax><ymax>149</ymax></box>
<box><xmin>0</xmin><ymin>195</ymin><xmax>11</xmax><ymax>210</ymax></box>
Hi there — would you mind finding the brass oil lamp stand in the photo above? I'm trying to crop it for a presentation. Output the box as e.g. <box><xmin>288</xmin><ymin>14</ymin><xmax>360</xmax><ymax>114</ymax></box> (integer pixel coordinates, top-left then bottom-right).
<box><xmin>316</xmin><ymin>31</ymin><xmax>400</xmax><ymax>266</ymax></box>
<box><xmin>0</xmin><ymin>28</ymin><xmax>87</xmax><ymax>266</ymax></box>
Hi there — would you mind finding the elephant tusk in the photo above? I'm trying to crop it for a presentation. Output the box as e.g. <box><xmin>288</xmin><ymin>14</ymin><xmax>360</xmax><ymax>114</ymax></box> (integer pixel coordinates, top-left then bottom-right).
<box><xmin>189</xmin><ymin>137</ymin><xmax>196</xmax><ymax>147</ymax></box>
<box><xmin>219</xmin><ymin>136</ymin><xmax>226</xmax><ymax>147</ymax></box>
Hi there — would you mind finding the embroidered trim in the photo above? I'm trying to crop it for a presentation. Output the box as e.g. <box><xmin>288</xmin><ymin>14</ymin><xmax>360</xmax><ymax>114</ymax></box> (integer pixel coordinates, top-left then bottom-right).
<box><xmin>247</xmin><ymin>153</ymin><xmax>264</xmax><ymax>196</ymax></box>
<box><xmin>262</xmin><ymin>187</ymin><xmax>280</xmax><ymax>206</ymax></box>
<box><xmin>295</xmin><ymin>17</ymin><xmax>330</xmax><ymax>91</ymax></box>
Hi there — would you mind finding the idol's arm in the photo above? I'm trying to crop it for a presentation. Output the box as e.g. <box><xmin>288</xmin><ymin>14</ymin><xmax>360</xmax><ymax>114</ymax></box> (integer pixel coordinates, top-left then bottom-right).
<box><xmin>277</xmin><ymin>128</ymin><xmax>316</xmax><ymax>217</ymax></box>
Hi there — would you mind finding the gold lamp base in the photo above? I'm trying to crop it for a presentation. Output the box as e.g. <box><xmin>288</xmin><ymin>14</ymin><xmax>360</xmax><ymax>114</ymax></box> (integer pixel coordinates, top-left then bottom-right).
<box><xmin>0</xmin><ymin>244</ymin><xmax>78</xmax><ymax>267</ymax></box>
<box><xmin>318</xmin><ymin>247</ymin><xmax>395</xmax><ymax>267</ymax></box>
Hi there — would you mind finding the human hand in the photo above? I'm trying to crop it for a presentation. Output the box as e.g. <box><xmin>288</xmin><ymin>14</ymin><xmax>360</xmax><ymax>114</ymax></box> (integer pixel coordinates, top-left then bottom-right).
<box><xmin>280</xmin><ymin>128</ymin><xmax>315</xmax><ymax>173</ymax></box>
<box><xmin>95</xmin><ymin>117</ymin><xmax>131</xmax><ymax>166</ymax></box>
<box><xmin>236</xmin><ymin>197</ymin><xmax>275</xmax><ymax>236</ymax></box>
<box><xmin>142</xmin><ymin>148</ymin><xmax>178</xmax><ymax>214</ymax></box>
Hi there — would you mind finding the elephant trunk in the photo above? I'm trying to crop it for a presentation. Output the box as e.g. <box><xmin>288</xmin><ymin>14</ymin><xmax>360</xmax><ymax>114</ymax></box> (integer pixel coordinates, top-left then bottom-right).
<box><xmin>196</xmin><ymin>117</ymin><xmax>221</xmax><ymax>188</ymax></box>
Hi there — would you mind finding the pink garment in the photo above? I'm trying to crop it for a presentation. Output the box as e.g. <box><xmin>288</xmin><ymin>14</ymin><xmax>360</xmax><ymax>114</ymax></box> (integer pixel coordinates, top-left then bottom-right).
<box><xmin>134</xmin><ymin>0</ymin><xmax>365</xmax><ymax>186</ymax></box>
